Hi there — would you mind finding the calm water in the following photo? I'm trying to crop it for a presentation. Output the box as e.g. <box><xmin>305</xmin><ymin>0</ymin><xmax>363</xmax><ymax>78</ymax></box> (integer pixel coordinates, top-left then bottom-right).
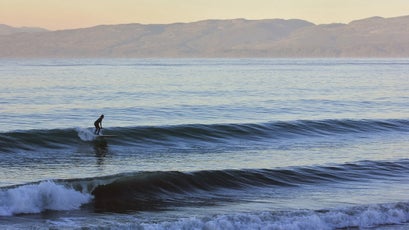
<box><xmin>1</xmin><ymin>59</ymin><xmax>409</xmax><ymax>229</ymax></box>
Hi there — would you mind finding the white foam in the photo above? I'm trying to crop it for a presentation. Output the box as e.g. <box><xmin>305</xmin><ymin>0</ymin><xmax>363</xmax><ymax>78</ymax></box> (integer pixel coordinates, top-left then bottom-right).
<box><xmin>0</xmin><ymin>181</ymin><xmax>92</xmax><ymax>216</ymax></box>
<box><xmin>16</xmin><ymin>202</ymin><xmax>409</xmax><ymax>229</ymax></box>
<box><xmin>138</xmin><ymin>202</ymin><xmax>409</xmax><ymax>230</ymax></box>
<box><xmin>76</xmin><ymin>127</ymin><xmax>97</xmax><ymax>141</ymax></box>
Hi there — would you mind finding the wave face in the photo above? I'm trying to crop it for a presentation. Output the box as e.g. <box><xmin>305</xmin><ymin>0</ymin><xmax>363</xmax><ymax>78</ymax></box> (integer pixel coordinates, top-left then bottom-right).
<box><xmin>1</xmin><ymin>119</ymin><xmax>408</xmax><ymax>153</ymax></box>
<box><xmin>2</xmin><ymin>159</ymin><xmax>409</xmax><ymax>230</ymax></box>
<box><xmin>89</xmin><ymin>159</ymin><xmax>409</xmax><ymax>212</ymax></box>
<box><xmin>2</xmin><ymin>159</ymin><xmax>407</xmax><ymax>216</ymax></box>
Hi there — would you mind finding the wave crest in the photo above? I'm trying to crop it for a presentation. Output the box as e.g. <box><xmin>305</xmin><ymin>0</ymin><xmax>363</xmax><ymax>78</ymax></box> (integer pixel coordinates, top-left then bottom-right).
<box><xmin>0</xmin><ymin>181</ymin><xmax>92</xmax><ymax>216</ymax></box>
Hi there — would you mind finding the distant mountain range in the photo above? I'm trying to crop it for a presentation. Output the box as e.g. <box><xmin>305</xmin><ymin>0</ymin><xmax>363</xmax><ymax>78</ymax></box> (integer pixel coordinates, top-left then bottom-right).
<box><xmin>1</xmin><ymin>15</ymin><xmax>409</xmax><ymax>58</ymax></box>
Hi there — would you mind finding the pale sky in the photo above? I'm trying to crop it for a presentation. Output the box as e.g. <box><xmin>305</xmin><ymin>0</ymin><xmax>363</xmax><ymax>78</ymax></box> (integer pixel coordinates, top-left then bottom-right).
<box><xmin>1</xmin><ymin>0</ymin><xmax>409</xmax><ymax>30</ymax></box>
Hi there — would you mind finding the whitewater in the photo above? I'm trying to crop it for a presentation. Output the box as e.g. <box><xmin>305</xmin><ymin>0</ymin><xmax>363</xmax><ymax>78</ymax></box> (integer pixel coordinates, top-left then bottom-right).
<box><xmin>1</xmin><ymin>58</ymin><xmax>409</xmax><ymax>229</ymax></box>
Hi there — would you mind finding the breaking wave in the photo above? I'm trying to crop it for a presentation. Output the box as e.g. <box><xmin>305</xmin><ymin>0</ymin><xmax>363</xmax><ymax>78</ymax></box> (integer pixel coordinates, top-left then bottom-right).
<box><xmin>0</xmin><ymin>181</ymin><xmax>92</xmax><ymax>216</ymax></box>
<box><xmin>1</xmin><ymin>159</ymin><xmax>409</xmax><ymax>216</ymax></box>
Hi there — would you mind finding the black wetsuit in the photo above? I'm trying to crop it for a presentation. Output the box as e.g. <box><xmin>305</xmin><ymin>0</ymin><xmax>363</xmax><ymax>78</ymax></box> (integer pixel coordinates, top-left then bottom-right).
<box><xmin>94</xmin><ymin>117</ymin><xmax>103</xmax><ymax>135</ymax></box>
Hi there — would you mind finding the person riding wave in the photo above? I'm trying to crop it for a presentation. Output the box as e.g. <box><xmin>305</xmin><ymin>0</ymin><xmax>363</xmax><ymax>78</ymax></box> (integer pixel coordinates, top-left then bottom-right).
<box><xmin>94</xmin><ymin>114</ymin><xmax>104</xmax><ymax>135</ymax></box>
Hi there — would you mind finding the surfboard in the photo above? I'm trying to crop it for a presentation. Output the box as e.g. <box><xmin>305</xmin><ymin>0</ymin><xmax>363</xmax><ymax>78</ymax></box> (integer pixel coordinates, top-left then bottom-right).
<box><xmin>96</xmin><ymin>135</ymin><xmax>117</xmax><ymax>138</ymax></box>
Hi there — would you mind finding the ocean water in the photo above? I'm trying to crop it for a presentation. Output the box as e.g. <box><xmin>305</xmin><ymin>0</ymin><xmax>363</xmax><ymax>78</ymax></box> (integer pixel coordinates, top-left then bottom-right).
<box><xmin>1</xmin><ymin>58</ymin><xmax>409</xmax><ymax>229</ymax></box>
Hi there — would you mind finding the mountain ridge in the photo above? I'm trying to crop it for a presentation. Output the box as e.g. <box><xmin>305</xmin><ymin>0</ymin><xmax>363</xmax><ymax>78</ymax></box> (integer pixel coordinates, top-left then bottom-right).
<box><xmin>1</xmin><ymin>16</ymin><xmax>408</xmax><ymax>58</ymax></box>
<box><xmin>0</xmin><ymin>24</ymin><xmax>48</xmax><ymax>36</ymax></box>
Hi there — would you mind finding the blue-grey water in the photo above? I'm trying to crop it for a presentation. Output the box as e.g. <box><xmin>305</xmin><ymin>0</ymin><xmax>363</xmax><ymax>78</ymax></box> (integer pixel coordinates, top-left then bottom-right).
<box><xmin>1</xmin><ymin>59</ymin><xmax>409</xmax><ymax>229</ymax></box>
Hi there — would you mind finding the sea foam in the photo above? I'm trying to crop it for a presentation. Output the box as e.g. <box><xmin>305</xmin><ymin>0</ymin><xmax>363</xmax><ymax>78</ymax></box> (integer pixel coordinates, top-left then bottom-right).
<box><xmin>0</xmin><ymin>181</ymin><xmax>92</xmax><ymax>216</ymax></box>
<box><xmin>26</xmin><ymin>202</ymin><xmax>409</xmax><ymax>230</ymax></box>
<box><xmin>137</xmin><ymin>203</ymin><xmax>409</xmax><ymax>230</ymax></box>
<box><xmin>76</xmin><ymin>127</ymin><xmax>97</xmax><ymax>141</ymax></box>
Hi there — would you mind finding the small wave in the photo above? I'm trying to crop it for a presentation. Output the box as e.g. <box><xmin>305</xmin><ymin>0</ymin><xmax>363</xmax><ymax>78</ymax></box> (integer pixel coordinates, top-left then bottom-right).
<box><xmin>1</xmin><ymin>119</ymin><xmax>408</xmax><ymax>153</ymax></box>
<box><xmin>0</xmin><ymin>181</ymin><xmax>92</xmax><ymax>216</ymax></box>
<box><xmin>114</xmin><ymin>119</ymin><xmax>409</xmax><ymax>143</ymax></box>
<box><xmin>0</xmin><ymin>128</ymin><xmax>81</xmax><ymax>152</ymax></box>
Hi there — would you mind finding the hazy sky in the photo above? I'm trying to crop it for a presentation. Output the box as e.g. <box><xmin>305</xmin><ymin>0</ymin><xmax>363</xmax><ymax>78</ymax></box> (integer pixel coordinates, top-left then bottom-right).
<box><xmin>1</xmin><ymin>0</ymin><xmax>409</xmax><ymax>30</ymax></box>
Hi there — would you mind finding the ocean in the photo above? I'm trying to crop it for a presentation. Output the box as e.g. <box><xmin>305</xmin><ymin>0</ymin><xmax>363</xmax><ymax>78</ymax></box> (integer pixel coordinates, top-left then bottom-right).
<box><xmin>1</xmin><ymin>58</ymin><xmax>409</xmax><ymax>229</ymax></box>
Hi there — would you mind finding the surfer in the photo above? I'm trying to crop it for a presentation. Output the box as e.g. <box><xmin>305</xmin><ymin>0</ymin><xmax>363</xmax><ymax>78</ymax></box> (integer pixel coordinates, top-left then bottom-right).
<box><xmin>94</xmin><ymin>114</ymin><xmax>104</xmax><ymax>135</ymax></box>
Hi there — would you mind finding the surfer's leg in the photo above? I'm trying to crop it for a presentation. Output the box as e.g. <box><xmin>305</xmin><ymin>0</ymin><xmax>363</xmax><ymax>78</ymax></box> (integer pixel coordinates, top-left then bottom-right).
<box><xmin>94</xmin><ymin>122</ymin><xmax>99</xmax><ymax>134</ymax></box>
